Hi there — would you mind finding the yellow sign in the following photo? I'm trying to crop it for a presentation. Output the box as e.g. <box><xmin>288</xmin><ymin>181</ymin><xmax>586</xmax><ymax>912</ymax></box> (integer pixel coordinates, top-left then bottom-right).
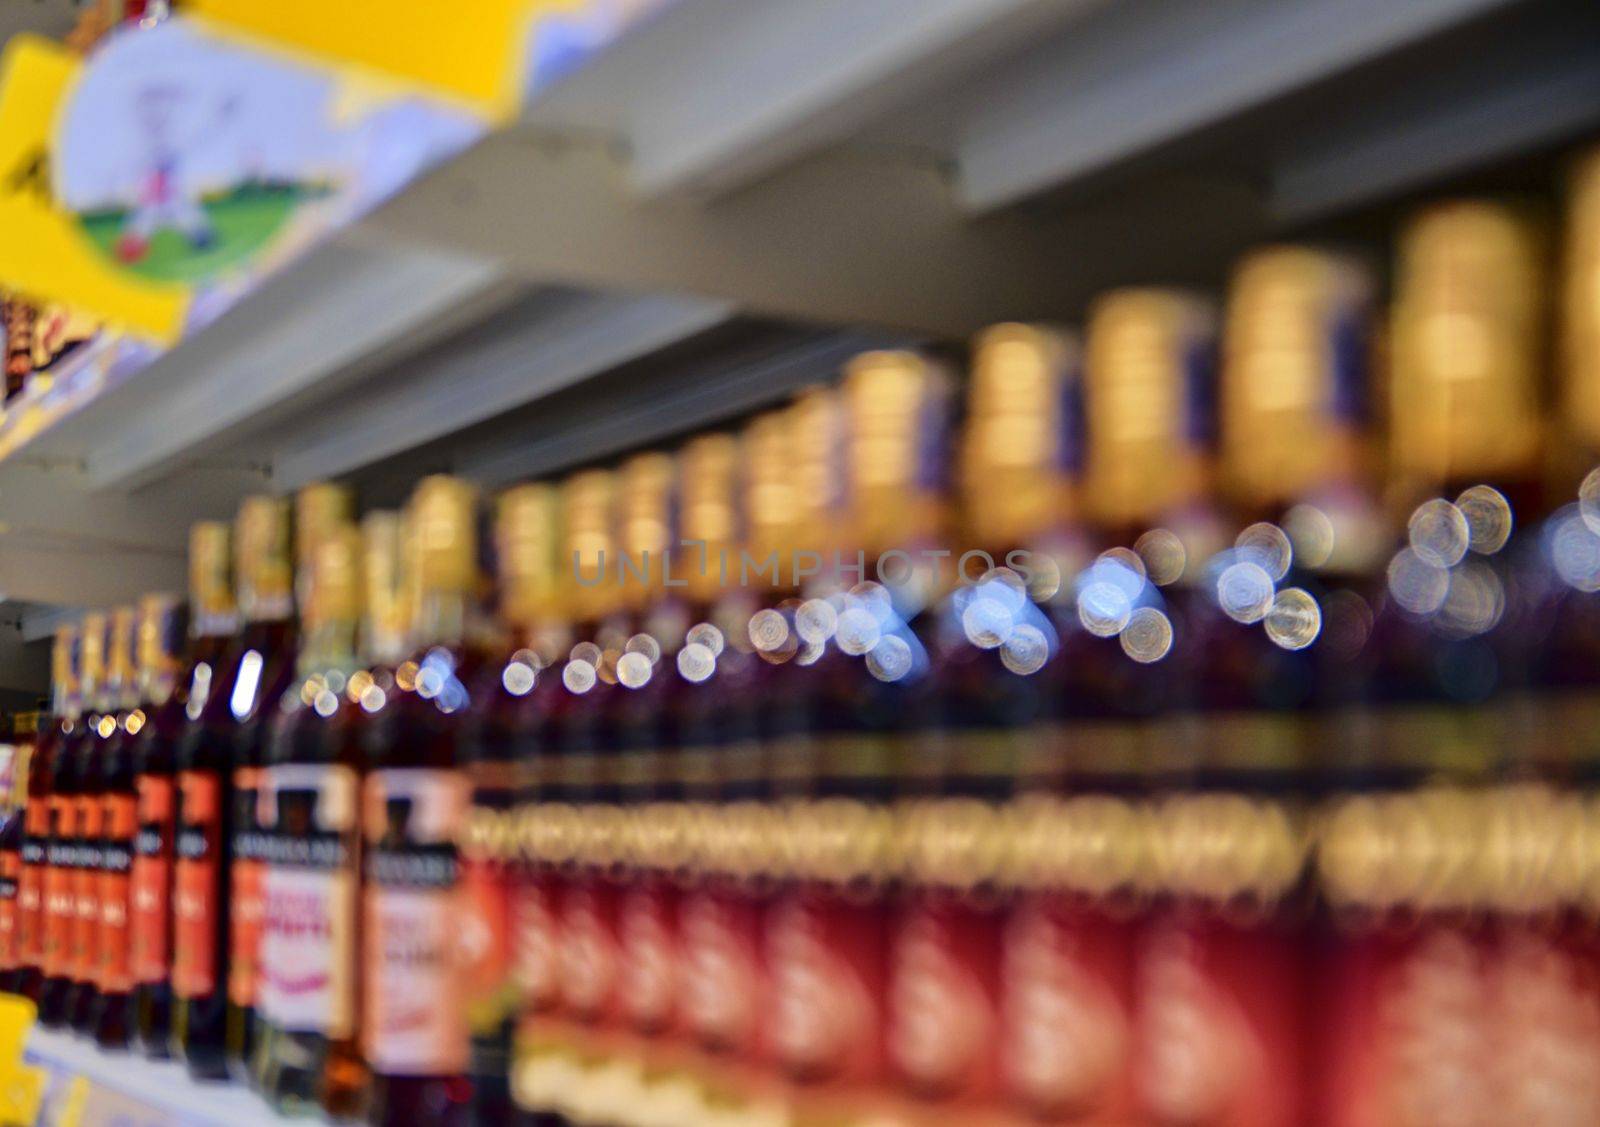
<box><xmin>0</xmin><ymin>37</ymin><xmax>188</xmax><ymax>343</ymax></box>
<box><xmin>0</xmin><ymin>994</ymin><xmax>47</xmax><ymax>1125</ymax></box>
<box><xmin>188</xmin><ymin>0</ymin><xmax>593</xmax><ymax>120</ymax></box>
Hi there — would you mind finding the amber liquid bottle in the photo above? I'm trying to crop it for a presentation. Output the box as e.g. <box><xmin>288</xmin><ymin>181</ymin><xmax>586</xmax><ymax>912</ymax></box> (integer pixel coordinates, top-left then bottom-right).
<box><xmin>129</xmin><ymin>592</ymin><xmax>188</xmax><ymax>1058</ymax></box>
<box><xmin>38</xmin><ymin>625</ymin><xmax>83</xmax><ymax>1026</ymax></box>
<box><xmin>67</xmin><ymin>612</ymin><xmax>110</xmax><ymax>1034</ymax></box>
<box><xmin>92</xmin><ymin>606</ymin><xmax>142</xmax><ymax>1047</ymax></box>
<box><xmin>256</xmin><ymin>516</ymin><xmax>370</xmax><ymax>1118</ymax></box>
<box><xmin>172</xmin><ymin>520</ymin><xmax>246</xmax><ymax>1079</ymax></box>
<box><xmin>363</xmin><ymin>476</ymin><xmax>478</xmax><ymax>1126</ymax></box>
<box><xmin>16</xmin><ymin>628</ymin><xmax>74</xmax><ymax>1003</ymax></box>
<box><xmin>224</xmin><ymin>494</ymin><xmax>306</xmax><ymax>1079</ymax></box>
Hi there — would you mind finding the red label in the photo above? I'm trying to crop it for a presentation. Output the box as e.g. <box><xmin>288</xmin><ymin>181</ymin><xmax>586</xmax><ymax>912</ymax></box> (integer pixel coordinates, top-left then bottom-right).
<box><xmin>557</xmin><ymin>876</ymin><xmax>621</xmax><ymax>1024</ymax></box>
<box><xmin>1000</xmin><ymin>893</ymin><xmax>1136</xmax><ymax>1119</ymax></box>
<box><xmin>679</xmin><ymin>885</ymin><xmax>765</xmax><ymax>1055</ymax></box>
<box><xmin>42</xmin><ymin>795</ymin><xmax>74</xmax><ymax>978</ymax></box>
<box><xmin>0</xmin><ymin>845</ymin><xmax>20</xmax><ymax>971</ymax></box>
<box><xmin>617</xmin><ymin>878</ymin><xmax>679</xmax><ymax>1034</ymax></box>
<box><xmin>459</xmin><ymin>854</ymin><xmax>516</xmax><ymax>1033</ymax></box>
<box><xmin>97</xmin><ymin>793</ymin><xmax>137</xmax><ymax>993</ymax></box>
<box><xmin>172</xmin><ymin>770</ymin><xmax>221</xmax><ymax>1000</ymax></box>
<box><xmin>228</xmin><ymin>765</ymin><xmax>265</xmax><ymax>1007</ymax></box>
<box><xmin>766</xmin><ymin>886</ymin><xmax>885</xmax><ymax>1083</ymax></box>
<box><xmin>131</xmin><ymin>775</ymin><xmax>174</xmax><ymax>985</ymax></box>
<box><xmin>888</xmin><ymin>894</ymin><xmax>1000</xmax><ymax>1100</ymax></box>
<box><xmin>72</xmin><ymin>794</ymin><xmax>102</xmax><ymax>985</ymax></box>
<box><xmin>514</xmin><ymin>869</ymin><xmax>562</xmax><ymax>1014</ymax></box>
<box><xmin>19</xmin><ymin>798</ymin><xmax>49</xmax><ymax>966</ymax></box>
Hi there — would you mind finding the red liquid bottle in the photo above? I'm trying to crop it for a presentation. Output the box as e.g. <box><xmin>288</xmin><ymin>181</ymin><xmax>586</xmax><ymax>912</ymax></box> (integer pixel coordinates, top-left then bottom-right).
<box><xmin>129</xmin><ymin>592</ymin><xmax>189</xmax><ymax>1057</ymax></box>
<box><xmin>15</xmin><ymin>628</ymin><xmax>73</xmax><ymax>1003</ymax></box>
<box><xmin>38</xmin><ymin>624</ymin><xmax>83</xmax><ymax>1026</ymax></box>
<box><xmin>67</xmin><ymin>611</ymin><xmax>111</xmax><ymax>1034</ymax></box>
<box><xmin>0</xmin><ymin>734</ymin><xmax>30</xmax><ymax>993</ymax></box>
<box><xmin>362</xmin><ymin>477</ymin><xmax>479</xmax><ymax>1126</ymax></box>
<box><xmin>257</xmin><ymin>510</ymin><xmax>370</xmax><ymax>1118</ymax></box>
<box><xmin>225</xmin><ymin>494</ymin><xmax>302</xmax><ymax>1080</ymax></box>
<box><xmin>171</xmin><ymin>520</ymin><xmax>244</xmax><ymax>1079</ymax></box>
<box><xmin>92</xmin><ymin>606</ymin><xmax>142</xmax><ymax>1048</ymax></box>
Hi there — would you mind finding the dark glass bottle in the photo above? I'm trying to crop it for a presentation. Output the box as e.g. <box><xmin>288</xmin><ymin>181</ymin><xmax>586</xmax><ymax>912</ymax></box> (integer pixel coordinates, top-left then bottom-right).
<box><xmin>92</xmin><ymin>606</ymin><xmax>142</xmax><ymax>1048</ymax></box>
<box><xmin>130</xmin><ymin>592</ymin><xmax>190</xmax><ymax>1057</ymax></box>
<box><xmin>16</xmin><ymin>628</ymin><xmax>73</xmax><ymax>1003</ymax></box>
<box><xmin>0</xmin><ymin>741</ymin><xmax>27</xmax><ymax>993</ymax></box>
<box><xmin>172</xmin><ymin>520</ymin><xmax>245</xmax><ymax>1079</ymax></box>
<box><xmin>67</xmin><ymin>611</ymin><xmax>110</xmax><ymax>1034</ymax></box>
<box><xmin>362</xmin><ymin>476</ymin><xmax>479</xmax><ymax>1127</ymax></box>
<box><xmin>38</xmin><ymin>624</ymin><xmax>82</xmax><ymax>1027</ymax></box>
<box><xmin>256</xmin><ymin>514</ymin><xmax>370</xmax><ymax>1118</ymax></box>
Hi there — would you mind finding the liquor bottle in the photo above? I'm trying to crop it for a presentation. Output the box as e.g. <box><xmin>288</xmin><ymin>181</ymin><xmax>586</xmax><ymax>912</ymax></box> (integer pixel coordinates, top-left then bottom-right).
<box><xmin>225</xmin><ymin>494</ymin><xmax>308</xmax><ymax>1077</ymax></box>
<box><xmin>129</xmin><ymin>592</ymin><xmax>188</xmax><ymax>1058</ymax></box>
<box><xmin>38</xmin><ymin>624</ymin><xmax>82</xmax><ymax>1026</ymax></box>
<box><xmin>362</xmin><ymin>476</ymin><xmax>477</xmax><ymax>1127</ymax></box>
<box><xmin>173</xmin><ymin>520</ymin><xmax>246</xmax><ymax>1079</ymax></box>
<box><xmin>16</xmin><ymin>628</ymin><xmax>73</xmax><ymax>1003</ymax></box>
<box><xmin>92</xmin><ymin>606</ymin><xmax>141</xmax><ymax>1047</ymax></box>
<box><xmin>456</xmin><ymin>485</ymin><xmax>555</xmax><ymax>1122</ymax></box>
<box><xmin>0</xmin><ymin>734</ymin><xmax>29</xmax><ymax>991</ymax></box>
<box><xmin>257</xmin><ymin>518</ymin><xmax>369</xmax><ymax>1118</ymax></box>
<box><xmin>67</xmin><ymin>611</ymin><xmax>109</xmax><ymax>1033</ymax></box>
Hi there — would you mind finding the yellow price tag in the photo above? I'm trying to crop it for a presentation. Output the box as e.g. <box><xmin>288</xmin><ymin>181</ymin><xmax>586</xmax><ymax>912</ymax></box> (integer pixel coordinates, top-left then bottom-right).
<box><xmin>0</xmin><ymin>994</ymin><xmax>49</xmax><ymax>1126</ymax></box>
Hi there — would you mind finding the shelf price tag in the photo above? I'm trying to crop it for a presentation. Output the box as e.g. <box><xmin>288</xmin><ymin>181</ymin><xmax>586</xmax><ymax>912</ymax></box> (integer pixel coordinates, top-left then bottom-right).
<box><xmin>0</xmin><ymin>994</ymin><xmax>48</xmax><ymax>1125</ymax></box>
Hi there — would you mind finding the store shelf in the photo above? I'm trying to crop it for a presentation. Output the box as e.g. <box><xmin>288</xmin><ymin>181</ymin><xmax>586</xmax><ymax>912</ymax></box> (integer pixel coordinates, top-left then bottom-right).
<box><xmin>26</xmin><ymin>1028</ymin><xmax>285</xmax><ymax>1127</ymax></box>
<box><xmin>0</xmin><ymin>0</ymin><xmax>1595</xmax><ymax>610</ymax></box>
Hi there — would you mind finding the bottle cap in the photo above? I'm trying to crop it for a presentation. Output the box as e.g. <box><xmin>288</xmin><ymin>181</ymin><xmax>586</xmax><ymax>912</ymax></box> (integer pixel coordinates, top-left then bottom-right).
<box><xmin>842</xmin><ymin>350</ymin><xmax>951</xmax><ymax>554</ymax></box>
<box><xmin>681</xmin><ymin>433</ymin><xmax>738</xmax><ymax>603</ymax></box>
<box><xmin>106</xmin><ymin>606</ymin><xmax>137</xmax><ymax>709</ymax></box>
<box><xmin>361</xmin><ymin>510</ymin><xmax>408</xmax><ymax>666</ymax></box>
<box><xmin>789</xmin><ymin>386</ymin><xmax>845</xmax><ymax>561</ymax></box>
<box><xmin>1083</xmin><ymin>288</ymin><xmax>1216</xmax><ymax>528</ymax></box>
<box><xmin>1221</xmin><ymin>247</ymin><xmax>1372</xmax><ymax>508</ymax></box>
<box><xmin>410</xmin><ymin>475</ymin><xmax>479</xmax><ymax>597</ymax></box>
<box><xmin>561</xmin><ymin>469</ymin><xmax>618</xmax><ymax>623</ymax></box>
<box><xmin>235</xmin><ymin>495</ymin><xmax>294</xmax><ymax>621</ymax></box>
<box><xmin>618</xmin><ymin>452</ymin><xmax>675</xmax><ymax>610</ymax></box>
<box><xmin>742</xmin><ymin>412</ymin><xmax>797</xmax><ymax>586</ymax></box>
<box><xmin>294</xmin><ymin>482</ymin><xmax>355</xmax><ymax>603</ymax></box>
<box><xmin>310</xmin><ymin>521</ymin><xmax>363</xmax><ymax>627</ymax></box>
<box><xmin>1563</xmin><ymin>150</ymin><xmax>1600</xmax><ymax>452</ymax></box>
<box><xmin>961</xmin><ymin>322</ymin><xmax>1080</xmax><ymax>550</ymax></box>
<box><xmin>188</xmin><ymin>521</ymin><xmax>236</xmax><ymax>628</ymax></box>
<box><xmin>51</xmin><ymin>623</ymin><xmax>79</xmax><ymax>717</ymax></box>
<box><xmin>79</xmin><ymin>610</ymin><xmax>107</xmax><ymax>709</ymax></box>
<box><xmin>1390</xmin><ymin>200</ymin><xmax>1544</xmax><ymax>487</ymax></box>
<box><xmin>496</xmin><ymin>484</ymin><xmax>564</xmax><ymax>629</ymax></box>
<box><xmin>136</xmin><ymin>593</ymin><xmax>184</xmax><ymax>705</ymax></box>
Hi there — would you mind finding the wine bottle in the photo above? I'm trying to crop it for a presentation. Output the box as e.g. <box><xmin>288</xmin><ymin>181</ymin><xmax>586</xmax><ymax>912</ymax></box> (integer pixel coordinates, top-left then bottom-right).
<box><xmin>91</xmin><ymin>605</ymin><xmax>141</xmax><ymax>1047</ymax></box>
<box><xmin>16</xmin><ymin>628</ymin><xmax>72</xmax><ymax>1004</ymax></box>
<box><xmin>67</xmin><ymin>611</ymin><xmax>109</xmax><ymax>1034</ymax></box>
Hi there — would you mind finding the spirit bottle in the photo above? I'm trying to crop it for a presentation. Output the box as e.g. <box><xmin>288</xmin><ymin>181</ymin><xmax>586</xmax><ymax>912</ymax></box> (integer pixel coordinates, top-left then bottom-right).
<box><xmin>91</xmin><ymin>605</ymin><xmax>141</xmax><ymax>1047</ymax></box>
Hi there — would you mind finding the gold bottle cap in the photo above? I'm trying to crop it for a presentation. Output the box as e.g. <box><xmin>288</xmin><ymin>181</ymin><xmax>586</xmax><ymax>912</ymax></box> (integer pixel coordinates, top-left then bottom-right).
<box><xmin>1563</xmin><ymin>150</ymin><xmax>1600</xmax><ymax>452</ymax></box>
<box><xmin>1083</xmin><ymin>288</ymin><xmax>1216</xmax><ymax>528</ymax></box>
<box><xmin>361</xmin><ymin>510</ymin><xmax>408</xmax><ymax>665</ymax></box>
<box><xmin>236</xmin><ymin>494</ymin><xmax>294</xmax><ymax>621</ymax></box>
<box><xmin>188</xmin><ymin>521</ymin><xmax>236</xmax><ymax>626</ymax></box>
<box><xmin>51</xmin><ymin>623</ymin><xmax>80</xmax><ymax>716</ymax></box>
<box><xmin>79</xmin><ymin>611</ymin><xmax>107</xmax><ymax>709</ymax></box>
<box><xmin>294</xmin><ymin>482</ymin><xmax>355</xmax><ymax>598</ymax></box>
<box><xmin>561</xmin><ymin>469</ymin><xmax>617</xmax><ymax>623</ymax></box>
<box><xmin>618</xmin><ymin>452</ymin><xmax>675</xmax><ymax>610</ymax></box>
<box><xmin>1390</xmin><ymin>200</ymin><xmax>1545</xmax><ymax>488</ymax></box>
<box><xmin>410</xmin><ymin>475</ymin><xmax>479</xmax><ymax>597</ymax></box>
<box><xmin>311</xmin><ymin>522</ymin><xmax>363</xmax><ymax>627</ymax></box>
<box><xmin>842</xmin><ymin>350</ymin><xmax>951</xmax><ymax>554</ymax></box>
<box><xmin>681</xmin><ymin>434</ymin><xmax>738</xmax><ymax>603</ymax></box>
<box><xmin>106</xmin><ymin>606</ymin><xmax>137</xmax><ymax>708</ymax></box>
<box><xmin>1221</xmin><ymin>247</ymin><xmax>1372</xmax><ymax>508</ymax></box>
<box><xmin>961</xmin><ymin>323</ymin><xmax>1080</xmax><ymax>550</ymax></box>
<box><xmin>496</xmin><ymin>483</ymin><xmax>565</xmax><ymax>629</ymax></box>
<box><xmin>742</xmin><ymin>412</ymin><xmax>798</xmax><ymax>581</ymax></box>
<box><xmin>136</xmin><ymin>593</ymin><xmax>184</xmax><ymax>704</ymax></box>
<box><xmin>789</xmin><ymin>386</ymin><xmax>845</xmax><ymax>560</ymax></box>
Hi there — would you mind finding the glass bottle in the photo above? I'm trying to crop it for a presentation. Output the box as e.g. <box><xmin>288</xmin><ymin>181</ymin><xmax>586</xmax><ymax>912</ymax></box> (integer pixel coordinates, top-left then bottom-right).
<box><xmin>38</xmin><ymin>623</ymin><xmax>82</xmax><ymax>1027</ymax></box>
<box><xmin>67</xmin><ymin>611</ymin><xmax>110</xmax><ymax>1033</ymax></box>
<box><xmin>16</xmin><ymin>627</ymin><xmax>73</xmax><ymax>1003</ymax></box>
<box><xmin>257</xmin><ymin>517</ymin><xmax>370</xmax><ymax>1118</ymax></box>
<box><xmin>362</xmin><ymin>476</ymin><xmax>478</xmax><ymax>1126</ymax></box>
<box><xmin>92</xmin><ymin>606</ymin><xmax>141</xmax><ymax>1047</ymax></box>
<box><xmin>129</xmin><ymin>591</ymin><xmax>188</xmax><ymax>1058</ymax></box>
<box><xmin>0</xmin><ymin>728</ymin><xmax>30</xmax><ymax>992</ymax></box>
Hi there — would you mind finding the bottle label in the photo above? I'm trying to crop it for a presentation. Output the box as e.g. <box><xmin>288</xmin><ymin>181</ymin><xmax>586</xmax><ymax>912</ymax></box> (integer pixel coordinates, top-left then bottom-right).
<box><xmin>20</xmin><ymin>797</ymin><xmax>49</xmax><ymax>966</ymax></box>
<box><xmin>43</xmin><ymin>795</ymin><xmax>74</xmax><ymax>977</ymax></box>
<box><xmin>172</xmin><ymin>769</ymin><xmax>222</xmax><ymax>1000</ymax></box>
<box><xmin>72</xmin><ymin>793</ymin><xmax>103</xmax><ymax>986</ymax></box>
<box><xmin>97</xmin><ymin>793</ymin><xmax>137</xmax><ymax>993</ymax></box>
<box><xmin>888</xmin><ymin>894</ymin><xmax>999</xmax><ymax>1098</ymax></box>
<box><xmin>228</xmin><ymin>765</ymin><xmax>266</xmax><ymax>1008</ymax></box>
<box><xmin>556</xmin><ymin>876</ymin><xmax>620</xmax><ymax>1024</ymax></box>
<box><xmin>514</xmin><ymin>870</ymin><xmax>561</xmax><ymax>1014</ymax></box>
<box><xmin>766</xmin><ymin>888</ymin><xmax>884</xmax><ymax>1083</ymax></box>
<box><xmin>259</xmin><ymin>763</ymin><xmax>358</xmax><ymax>1037</ymax></box>
<box><xmin>0</xmin><ymin>842</ymin><xmax>20</xmax><ymax>971</ymax></box>
<box><xmin>131</xmin><ymin>775</ymin><xmax>174</xmax><ymax>985</ymax></box>
<box><xmin>679</xmin><ymin>886</ymin><xmax>762</xmax><ymax>1053</ymax></box>
<box><xmin>617</xmin><ymin>879</ymin><xmax>679</xmax><ymax>1034</ymax></box>
<box><xmin>362</xmin><ymin>768</ymin><xmax>468</xmax><ymax>1074</ymax></box>
<box><xmin>459</xmin><ymin>800</ymin><xmax>516</xmax><ymax>1037</ymax></box>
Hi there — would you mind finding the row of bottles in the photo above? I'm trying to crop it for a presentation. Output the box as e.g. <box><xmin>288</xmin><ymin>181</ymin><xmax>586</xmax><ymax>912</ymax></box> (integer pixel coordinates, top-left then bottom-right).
<box><xmin>2</xmin><ymin>150</ymin><xmax>1600</xmax><ymax>1125</ymax></box>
